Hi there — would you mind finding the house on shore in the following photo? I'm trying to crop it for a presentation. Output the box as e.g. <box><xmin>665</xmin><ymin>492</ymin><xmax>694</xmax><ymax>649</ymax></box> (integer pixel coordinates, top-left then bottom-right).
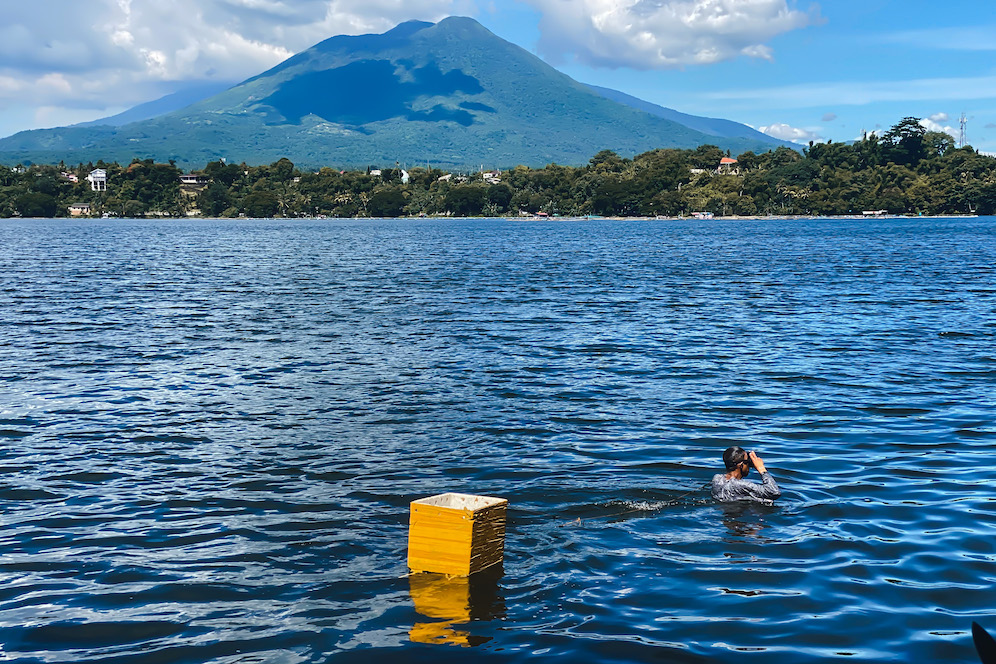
<box><xmin>179</xmin><ymin>174</ymin><xmax>209</xmax><ymax>211</ymax></box>
<box><xmin>68</xmin><ymin>203</ymin><xmax>91</xmax><ymax>217</ymax></box>
<box><xmin>87</xmin><ymin>169</ymin><xmax>107</xmax><ymax>191</ymax></box>
<box><xmin>718</xmin><ymin>157</ymin><xmax>739</xmax><ymax>175</ymax></box>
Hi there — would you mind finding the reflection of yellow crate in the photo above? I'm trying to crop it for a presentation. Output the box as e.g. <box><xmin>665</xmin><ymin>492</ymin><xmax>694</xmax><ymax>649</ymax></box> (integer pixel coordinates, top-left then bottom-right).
<box><xmin>408</xmin><ymin>573</ymin><xmax>473</xmax><ymax>647</ymax></box>
<box><xmin>407</xmin><ymin>493</ymin><xmax>507</xmax><ymax>576</ymax></box>
<box><xmin>410</xmin><ymin>573</ymin><xmax>473</xmax><ymax>621</ymax></box>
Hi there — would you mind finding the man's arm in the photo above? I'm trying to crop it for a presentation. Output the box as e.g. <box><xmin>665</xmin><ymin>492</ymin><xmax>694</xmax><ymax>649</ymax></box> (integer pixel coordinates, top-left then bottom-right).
<box><xmin>749</xmin><ymin>452</ymin><xmax>781</xmax><ymax>501</ymax></box>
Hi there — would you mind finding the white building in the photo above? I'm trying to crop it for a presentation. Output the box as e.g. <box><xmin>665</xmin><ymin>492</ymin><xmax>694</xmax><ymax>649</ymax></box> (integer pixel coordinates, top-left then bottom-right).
<box><xmin>87</xmin><ymin>169</ymin><xmax>107</xmax><ymax>192</ymax></box>
<box><xmin>179</xmin><ymin>174</ymin><xmax>208</xmax><ymax>186</ymax></box>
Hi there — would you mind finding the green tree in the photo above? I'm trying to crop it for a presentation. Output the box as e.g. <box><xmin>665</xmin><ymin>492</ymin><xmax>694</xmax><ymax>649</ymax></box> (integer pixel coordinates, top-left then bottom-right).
<box><xmin>204</xmin><ymin>160</ymin><xmax>244</xmax><ymax>187</ymax></box>
<box><xmin>368</xmin><ymin>187</ymin><xmax>407</xmax><ymax>217</ymax></box>
<box><xmin>197</xmin><ymin>182</ymin><xmax>232</xmax><ymax>217</ymax></box>
<box><xmin>243</xmin><ymin>190</ymin><xmax>279</xmax><ymax>217</ymax></box>
<box><xmin>28</xmin><ymin>172</ymin><xmax>62</xmax><ymax>196</ymax></box>
<box><xmin>689</xmin><ymin>145</ymin><xmax>724</xmax><ymax>170</ymax></box>
<box><xmin>122</xmin><ymin>200</ymin><xmax>145</xmax><ymax>218</ymax></box>
<box><xmin>589</xmin><ymin>150</ymin><xmax>628</xmax><ymax>173</ymax></box>
<box><xmin>923</xmin><ymin>131</ymin><xmax>956</xmax><ymax>159</ymax></box>
<box><xmin>15</xmin><ymin>192</ymin><xmax>58</xmax><ymax>217</ymax></box>
<box><xmin>882</xmin><ymin>117</ymin><xmax>926</xmax><ymax>166</ymax></box>
<box><xmin>270</xmin><ymin>158</ymin><xmax>295</xmax><ymax>182</ymax></box>
<box><xmin>444</xmin><ymin>186</ymin><xmax>487</xmax><ymax>216</ymax></box>
<box><xmin>591</xmin><ymin>178</ymin><xmax>641</xmax><ymax>216</ymax></box>
<box><xmin>486</xmin><ymin>183</ymin><xmax>513</xmax><ymax>212</ymax></box>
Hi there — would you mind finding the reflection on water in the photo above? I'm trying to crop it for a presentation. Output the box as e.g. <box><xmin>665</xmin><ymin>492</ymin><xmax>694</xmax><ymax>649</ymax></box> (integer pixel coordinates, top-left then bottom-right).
<box><xmin>409</xmin><ymin>566</ymin><xmax>506</xmax><ymax>647</ymax></box>
<box><xmin>719</xmin><ymin>503</ymin><xmax>779</xmax><ymax>541</ymax></box>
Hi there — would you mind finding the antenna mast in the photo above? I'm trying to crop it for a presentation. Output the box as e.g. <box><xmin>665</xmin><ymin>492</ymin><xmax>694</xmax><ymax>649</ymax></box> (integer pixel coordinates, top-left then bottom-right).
<box><xmin>959</xmin><ymin>113</ymin><xmax>968</xmax><ymax>148</ymax></box>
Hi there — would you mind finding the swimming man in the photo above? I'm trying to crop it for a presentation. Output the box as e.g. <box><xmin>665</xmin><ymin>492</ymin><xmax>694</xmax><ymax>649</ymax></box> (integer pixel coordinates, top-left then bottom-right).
<box><xmin>711</xmin><ymin>446</ymin><xmax>781</xmax><ymax>504</ymax></box>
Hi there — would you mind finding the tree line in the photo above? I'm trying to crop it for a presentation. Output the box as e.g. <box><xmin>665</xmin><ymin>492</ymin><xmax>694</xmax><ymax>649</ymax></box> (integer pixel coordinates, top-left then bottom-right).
<box><xmin>2</xmin><ymin>117</ymin><xmax>995</xmax><ymax>219</ymax></box>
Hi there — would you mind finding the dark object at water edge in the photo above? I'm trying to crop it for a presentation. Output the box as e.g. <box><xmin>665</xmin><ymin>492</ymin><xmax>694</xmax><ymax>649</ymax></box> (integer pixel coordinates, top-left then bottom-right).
<box><xmin>974</xmin><ymin>622</ymin><xmax>996</xmax><ymax>664</ymax></box>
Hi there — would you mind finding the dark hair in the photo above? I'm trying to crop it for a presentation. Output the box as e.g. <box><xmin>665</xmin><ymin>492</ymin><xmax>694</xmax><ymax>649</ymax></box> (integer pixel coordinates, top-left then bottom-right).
<box><xmin>723</xmin><ymin>446</ymin><xmax>748</xmax><ymax>471</ymax></box>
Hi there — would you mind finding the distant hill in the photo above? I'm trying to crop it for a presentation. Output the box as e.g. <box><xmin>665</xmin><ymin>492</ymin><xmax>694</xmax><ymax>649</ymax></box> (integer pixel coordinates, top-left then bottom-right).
<box><xmin>75</xmin><ymin>82</ymin><xmax>235</xmax><ymax>128</ymax></box>
<box><xmin>0</xmin><ymin>17</ymin><xmax>792</xmax><ymax>169</ymax></box>
<box><xmin>585</xmin><ymin>85</ymin><xmax>778</xmax><ymax>142</ymax></box>
<box><xmin>60</xmin><ymin>81</ymin><xmax>782</xmax><ymax>151</ymax></box>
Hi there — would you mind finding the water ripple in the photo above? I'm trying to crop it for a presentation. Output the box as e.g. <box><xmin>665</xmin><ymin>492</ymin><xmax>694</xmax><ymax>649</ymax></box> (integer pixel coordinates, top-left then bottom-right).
<box><xmin>1</xmin><ymin>217</ymin><xmax>995</xmax><ymax>662</ymax></box>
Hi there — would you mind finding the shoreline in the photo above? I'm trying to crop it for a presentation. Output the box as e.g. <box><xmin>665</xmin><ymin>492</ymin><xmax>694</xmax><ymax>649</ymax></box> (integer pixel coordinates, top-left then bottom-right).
<box><xmin>518</xmin><ymin>213</ymin><xmax>984</xmax><ymax>222</ymax></box>
<box><xmin>3</xmin><ymin>213</ymin><xmax>986</xmax><ymax>222</ymax></box>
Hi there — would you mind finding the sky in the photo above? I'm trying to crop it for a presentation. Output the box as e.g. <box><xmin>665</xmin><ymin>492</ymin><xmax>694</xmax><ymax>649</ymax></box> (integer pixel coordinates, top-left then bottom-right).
<box><xmin>2</xmin><ymin>0</ymin><xmax>996</xmax><ymax>153</ymax></box>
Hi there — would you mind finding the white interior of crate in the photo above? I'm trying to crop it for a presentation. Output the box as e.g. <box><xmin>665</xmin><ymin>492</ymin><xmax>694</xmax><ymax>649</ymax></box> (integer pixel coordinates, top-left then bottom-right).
<box><xmin>413</xmin><ymin>493</ymin><xmax>506</xmax><ymax>511</ymax></box>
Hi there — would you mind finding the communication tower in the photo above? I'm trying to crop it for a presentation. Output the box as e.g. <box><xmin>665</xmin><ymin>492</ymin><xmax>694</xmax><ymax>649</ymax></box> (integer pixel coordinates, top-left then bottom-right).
<box><xmin>959</xmin><ymin>113</ymin><xmax>968</xmax><ymax>148</ymax></box>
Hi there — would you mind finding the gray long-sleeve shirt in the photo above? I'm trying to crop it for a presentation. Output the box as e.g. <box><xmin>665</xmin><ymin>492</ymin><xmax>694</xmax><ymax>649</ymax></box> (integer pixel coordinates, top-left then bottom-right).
<box><xmin>711</xmin><ymin>471</ymin><xmax>781</xmax><ymax>504</ymax></box>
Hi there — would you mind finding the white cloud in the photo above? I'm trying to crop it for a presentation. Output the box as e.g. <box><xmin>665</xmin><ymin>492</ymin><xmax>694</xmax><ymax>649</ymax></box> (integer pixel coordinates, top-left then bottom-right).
<box><xmin>0</xmin><ymin>0</ymin><xmax>471</xmax><ymax>137</ymax></box>
<box><xmin>37</xmin><ymin>74</ymin><xmax>73</xmax><ymax>95</ymax></box>
<box><xmin>703</xmin><ymin>74</ymin><xmax>996</xmax><ymax>108</ymax></box>
<box><xmin>523</xmin><ymin>0</ymin><xmax>819</xmax><ymax>69</ymax></box>
<box><xmin>883</xmin><ymin>26</ymin><xmax>996</xmax><ymax>52</ymax></box>
<box><xmin>919</xmin><ymin>116</ymin><xmax>958</xmax><ymax>140</ymax></box>
<box><xmin>759</xmin><ymin>122</ymin><xmax>823</xmax><ymax>144</ymax></box>
<box><xmin>0</xmin><ymin>75</ymin><xmax>27</xmax><ymax>95</ymax></box>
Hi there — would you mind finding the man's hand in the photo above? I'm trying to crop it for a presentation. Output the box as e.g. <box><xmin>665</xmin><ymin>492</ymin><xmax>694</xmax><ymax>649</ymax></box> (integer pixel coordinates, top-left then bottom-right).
<box><xmin>749</xmin><ymin>451</ymin><xmax>767</xmax><ymax>474</ymax></box>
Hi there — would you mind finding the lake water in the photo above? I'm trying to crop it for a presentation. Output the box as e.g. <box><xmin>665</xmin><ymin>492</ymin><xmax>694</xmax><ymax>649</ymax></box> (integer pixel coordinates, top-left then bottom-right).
<box><xmin>1</xmin><ymin>216</ymin><xmax>994</xmax><ymax>663</ymax></box>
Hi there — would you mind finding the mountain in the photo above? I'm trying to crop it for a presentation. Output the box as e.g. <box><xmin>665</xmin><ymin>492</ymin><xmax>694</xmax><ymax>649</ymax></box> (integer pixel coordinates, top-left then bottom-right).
<box><xmin>56</xmin><ymin>79</ymin><xmax>779</xmax><ymax>149</ymax></box>
<box><xmin>585</xmin><ymin>85</ymin><xmax>777</xmax><ymax>142</ymax></box>
<box><xmin>75</xmin><ymin>82</ymin><xmax>235</xmax><ymax>128</ymax></box>
<box><xmin>0</xmin><ymin>17</ymin><xmax>791</xmax><ymax>169</ymax></box>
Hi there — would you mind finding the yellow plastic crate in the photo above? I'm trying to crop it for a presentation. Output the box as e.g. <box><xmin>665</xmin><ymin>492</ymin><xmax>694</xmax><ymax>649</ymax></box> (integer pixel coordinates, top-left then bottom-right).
<box><xmin>407</xmin><ymin>493</ymin><xmax>507</xmax><ymax>576</ymax></box>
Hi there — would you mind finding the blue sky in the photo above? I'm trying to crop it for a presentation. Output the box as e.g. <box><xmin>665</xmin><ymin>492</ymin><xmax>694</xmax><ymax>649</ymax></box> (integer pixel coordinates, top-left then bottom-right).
<box><xmin>2</xmin><ymin>0</ymin><xmax>995</xmax><ymax>152</ymax></box>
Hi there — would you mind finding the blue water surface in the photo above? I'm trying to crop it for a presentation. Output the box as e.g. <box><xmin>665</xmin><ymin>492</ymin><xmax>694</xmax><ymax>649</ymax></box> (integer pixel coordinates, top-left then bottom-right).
<box><xmin>1</xmin><ymin>216</ymin><xmax>994</xmax><ymax>663</ymax></box>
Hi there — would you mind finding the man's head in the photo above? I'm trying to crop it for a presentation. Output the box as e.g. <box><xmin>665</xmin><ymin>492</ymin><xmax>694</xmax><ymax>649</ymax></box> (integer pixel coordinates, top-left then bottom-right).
<box><xmin>723</xmin><ymin>446</ymin><xmax>751</xmax><ymax>473</ymax></box>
